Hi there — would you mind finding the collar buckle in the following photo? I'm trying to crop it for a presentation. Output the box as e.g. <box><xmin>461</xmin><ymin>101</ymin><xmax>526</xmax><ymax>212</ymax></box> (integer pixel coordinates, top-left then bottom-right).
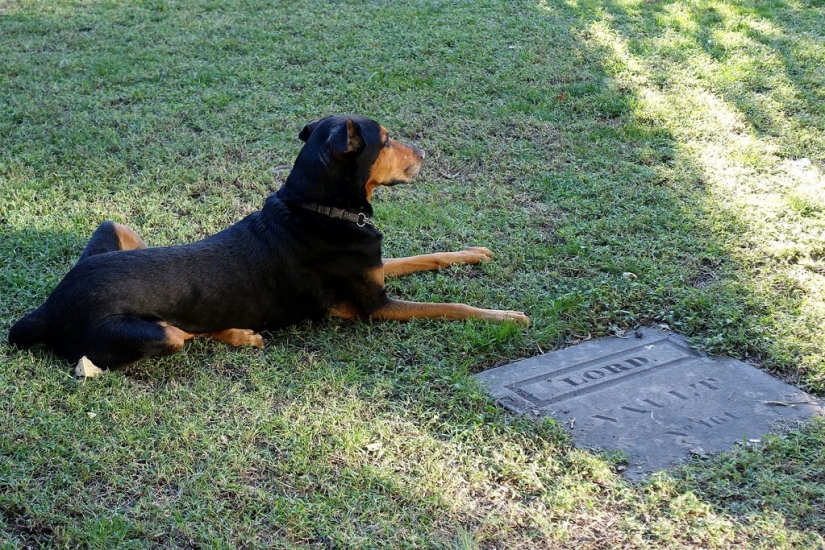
<box><xmin>298</xmin><ymin>203</ymin><xmax>376</xmax><ymax>229</ymax></box>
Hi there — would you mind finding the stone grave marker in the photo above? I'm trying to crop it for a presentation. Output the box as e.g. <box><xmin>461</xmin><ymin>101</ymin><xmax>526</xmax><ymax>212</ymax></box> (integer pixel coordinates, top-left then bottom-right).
<box><xmin>472</xmin><ymin>327</ymin><xmax>824</xmax><ymax>479</ymax></box>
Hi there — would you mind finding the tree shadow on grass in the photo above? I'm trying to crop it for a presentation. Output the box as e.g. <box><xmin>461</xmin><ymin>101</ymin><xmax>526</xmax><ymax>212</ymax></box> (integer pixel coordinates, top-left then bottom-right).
<box><xmin>659</xmin><ymin>0</ymin><xmax>824</xmax><ymax>159</ymax></box>
<box><xmin>565</xmin><ymin>0</ymin><xmax>825</xmax><ymax>382</ymax></box>
<box><xmin>517</xmin><ymin>1</ymin><xmax>774</xmax><ymax>359</ymax></box>
<box><xmin>519</xmin><ymin>0</ymin><xmax>825</xmax><ymax>545</ymax></box>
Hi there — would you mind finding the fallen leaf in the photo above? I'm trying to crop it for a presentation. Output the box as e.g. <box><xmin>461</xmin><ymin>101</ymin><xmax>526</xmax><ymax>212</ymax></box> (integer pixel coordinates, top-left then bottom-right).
<box><xmin>76</xmin><ymin>356</ymin><xmax>104</xmax><ymax>378</ymax></box>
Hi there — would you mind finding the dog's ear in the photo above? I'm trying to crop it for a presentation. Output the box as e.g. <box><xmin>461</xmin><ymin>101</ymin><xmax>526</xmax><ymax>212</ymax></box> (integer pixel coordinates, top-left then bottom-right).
<box><xmin>327</xmin><ymin>119</ymin><xmax>364</xmax><ymax>156</ymax></box>
<box><xmin>298</xmin><ymin>116</ymin><xmax>332</xmax><ymax>142</ymax></box>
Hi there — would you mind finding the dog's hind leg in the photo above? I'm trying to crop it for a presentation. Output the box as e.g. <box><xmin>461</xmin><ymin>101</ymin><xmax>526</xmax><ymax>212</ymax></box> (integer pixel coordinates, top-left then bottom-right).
<box><xmin>10</xmin><ymin>223</ymin><xmax>151</xmax><ymax>355</ymax></box>
<box><xmin>82</xmin><ymin>317</ymin><xmax>194</xmax><ymax>369</ymax></box>
<box><xmin>382</xmin><ymin>247</ymin><xmax>493</xmax><ymax>277</ymax></box>
<box><xmin>77</xmin><ymin>220</ymin><xmax>148</xmax><ymax>262</ymax></box>
<box><xmin>82</xmin><ymin>322</ymin><xmax>264</xmax><ymax>368</ymax></box>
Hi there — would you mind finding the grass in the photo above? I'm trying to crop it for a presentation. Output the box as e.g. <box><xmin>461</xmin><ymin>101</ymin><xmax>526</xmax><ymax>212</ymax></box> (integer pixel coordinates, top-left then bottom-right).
<box><xmin>1</xmin><ymin>0</ymin><xmax>824</xmax><ymax>547</ymax></box>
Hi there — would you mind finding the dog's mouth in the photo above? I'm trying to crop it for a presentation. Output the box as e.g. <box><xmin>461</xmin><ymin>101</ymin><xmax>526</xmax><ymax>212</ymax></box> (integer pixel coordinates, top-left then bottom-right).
<box><xmin>400</xmin><ymin>145</ymin><xmax>425</xmax><ymax>181</ymax></box>
<box><xmin>385</xmin><ymin>163</ymin><xmax>423</xmax><ymax>187</ymax></box>
<box><xmin>394</xmin><ymin>162</ymin><xmax>423</xmax><ymax>184</ymax></box>
<box><xmin>364</xmin><ymin>140</ymin><xmax>425</xmax><ymax>200</ymax></box>
<box><xmin>406</xmin><ymin>160</ymin><xmax>423</xmax><ymax>179</ymax></box>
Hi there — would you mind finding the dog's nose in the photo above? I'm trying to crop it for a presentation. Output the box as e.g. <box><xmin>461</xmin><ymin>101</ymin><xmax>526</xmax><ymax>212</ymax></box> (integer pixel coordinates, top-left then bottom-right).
<box><xmin>413</xmin><ymin>145</ymin><xmax>425</xmax><ymax>160</ymax></box>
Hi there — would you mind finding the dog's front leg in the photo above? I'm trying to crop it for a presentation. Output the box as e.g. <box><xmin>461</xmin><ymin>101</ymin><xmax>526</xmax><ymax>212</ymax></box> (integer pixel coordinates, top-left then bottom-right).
<box><xmin>382</xmin><ymin>247</ymin><xmax>493</xmax><ymax>277</ymax></box>
<box><xmin>369</xmin><ymin>299</ymin><xmax>530</xmax><ymax>325</ymax></box>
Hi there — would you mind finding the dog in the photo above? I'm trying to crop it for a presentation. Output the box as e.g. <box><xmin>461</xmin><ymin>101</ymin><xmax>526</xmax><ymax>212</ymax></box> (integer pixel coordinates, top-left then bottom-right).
<box><xmin>8</xmin><ymin>115</ymin><xmax>530</xmax><ymax>368</ymax></box>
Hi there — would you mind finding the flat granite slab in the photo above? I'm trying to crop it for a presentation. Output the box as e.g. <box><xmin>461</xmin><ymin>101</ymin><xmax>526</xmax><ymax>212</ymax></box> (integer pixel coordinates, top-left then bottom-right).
<box><xmin>472</xmin><ymin>328</ymin><xmax>824</xmax><ymax>479</ymax></box>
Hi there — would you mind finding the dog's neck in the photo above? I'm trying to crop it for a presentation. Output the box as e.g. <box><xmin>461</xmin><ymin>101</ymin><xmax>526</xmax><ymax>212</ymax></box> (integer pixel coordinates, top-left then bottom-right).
<box><xmin>296</xmin><ymin>203</ymin><xmax>377</xmax><ymax>228</ymax></box>
<box><xmin>278</xmin><ymin>174</ymin><xmax>372</xmax><ymax>211</ymax></box>
<box><xmin>275</xmin><ymin>181</ymin><xmax>373</xmax><ymax>216</ymax></box>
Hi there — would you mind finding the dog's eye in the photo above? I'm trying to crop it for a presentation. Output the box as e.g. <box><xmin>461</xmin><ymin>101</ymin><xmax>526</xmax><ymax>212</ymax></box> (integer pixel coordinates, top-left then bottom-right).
<box><xmin>384</xmin><ymin>138</ymin><xmax>392</xmax><ymax>148</ymax></box>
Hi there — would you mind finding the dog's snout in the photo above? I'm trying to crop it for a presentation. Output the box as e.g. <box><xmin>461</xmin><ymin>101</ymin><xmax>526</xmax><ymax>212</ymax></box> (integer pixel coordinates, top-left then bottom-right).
<box><xmin>412</xmin><ymin>145</ymin><xmax>425</xmax><ymax>161</ymax></box>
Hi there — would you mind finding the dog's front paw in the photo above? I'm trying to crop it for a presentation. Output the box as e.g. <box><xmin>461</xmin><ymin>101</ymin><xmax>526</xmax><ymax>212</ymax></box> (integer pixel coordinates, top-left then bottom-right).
<box><xmin>463</xmin><ymin>246</ymin><xmax>494</xmax><ymax>263</ymax></box>
<box><xmin>212</xmin><ymin>328</ymin><xmax>264</xmax><ymax>348</ymax></box>
<box><xmin>500</xmin><ymin>311</ymin><xmax>531</xmax><ymax>326</ymax></box>
<box><xmin>237</xmin><ymin>329</ymin><xmax>265</xmax><ymax>348</ymax></box>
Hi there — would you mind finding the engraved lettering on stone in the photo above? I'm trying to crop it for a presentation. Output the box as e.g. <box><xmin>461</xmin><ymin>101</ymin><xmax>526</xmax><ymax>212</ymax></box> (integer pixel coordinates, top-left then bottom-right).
<box><xmin>504</xmin><ymin>341</ymin><xmax>716</xmax><ymax>414</ymax></box>
<box><xmin>601</xmin><ymin>363</ymin><xmax>631</xmax><ymax>375</ymax></box>
<box><xmin>686</xmin><ymin>410</ymin><xmax>740</xmax><ymax>430</ymax></box>
<box><xmin>473</xmin><ymin>328</ymin><xmax>825</xmax><ymax>479</ymax></box>
<box><xmin>693</xmin><ymin>378</ymin><xmax>720</xmax><ymax>390</ymax></box>
<box><xmin>553</xmin><ymin>356</ymin><xmax>650</xmax><ymax>390</ymax></box>
<box><xmin>587</xmin><ymin>376</ymin><xmax>728</xmax><ymax>438</ymax></box>
<box><xmin>560</xmin><ymin>377</ymin><xmax>584</xmax><ymax>387</ymax></box>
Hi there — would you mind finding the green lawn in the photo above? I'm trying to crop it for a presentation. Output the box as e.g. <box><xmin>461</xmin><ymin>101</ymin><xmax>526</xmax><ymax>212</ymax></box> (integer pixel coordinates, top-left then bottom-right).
<box><xmin>2</xmin><ymin>0</ymin><xmax>824</xmax><ymax>547</ymax></box>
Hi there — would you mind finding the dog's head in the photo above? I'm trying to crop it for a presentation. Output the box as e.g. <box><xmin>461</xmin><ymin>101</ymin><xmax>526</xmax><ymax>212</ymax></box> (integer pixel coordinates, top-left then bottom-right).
<box><xmin>281</xmin><ymin>115</ymin><xmax>425</xmax><ymax>210</ymax></box>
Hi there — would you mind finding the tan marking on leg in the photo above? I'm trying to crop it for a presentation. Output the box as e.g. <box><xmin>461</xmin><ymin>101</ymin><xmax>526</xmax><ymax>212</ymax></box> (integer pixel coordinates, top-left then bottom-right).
<box><xmin>370</xmin><ymin>299</ymin><xmax>530</xmax><ymax>326</ymax></box>
<box><xmin>329</xmin><ymin>304</ymin><xmax>359</xmax><ymax>320</ymax></box>
<box><xmin>158</xmin><ymin>322</ymin><xmax>263</xmax><ymax>349</ymax></box>
<box><xmin>383</xmin><ymin>247</ymin><xmax>494</xmax><ymax>277</ymax></box>
<box><xmin>328</xmin><ymin>267</ymin><xmax>385</xmax><ymax>320</ymax></box>
<box><xmin>158</xmin><ymin>322</ymin><xmax>195</xmax><ymax>352</ymax></box>
<box><xmin>205</xmin><ymin>329</ymin><xmax>264</xmax><ymax>348</ymax></box>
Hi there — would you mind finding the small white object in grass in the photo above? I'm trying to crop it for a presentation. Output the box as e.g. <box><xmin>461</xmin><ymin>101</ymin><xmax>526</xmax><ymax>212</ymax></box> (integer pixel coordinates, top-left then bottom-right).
<box><xmin>789</xmin><ymin>158</ymin><xmax>812</xmax><ymax>168</ymax></box>
<box><xmin>622</xmin><ymin>272</ymin><xmax>637</xmax><ymax>280</ymax></box>
<box><xmin>365</xmin><ymin>442</ymin><xmax>382</xmax><ymax>452</ymax></box>
<box><xmin>76</xmin><ymin>356</ymin><xmax>104</xmax><ymax>378</ymax></box>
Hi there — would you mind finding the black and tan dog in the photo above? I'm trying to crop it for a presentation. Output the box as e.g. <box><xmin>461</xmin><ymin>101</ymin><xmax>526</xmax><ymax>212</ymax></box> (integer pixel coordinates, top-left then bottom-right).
<box><xmin>9</xmin><ymin>115</ymin><xmax>529</xmax><ymax>368</ymax></box>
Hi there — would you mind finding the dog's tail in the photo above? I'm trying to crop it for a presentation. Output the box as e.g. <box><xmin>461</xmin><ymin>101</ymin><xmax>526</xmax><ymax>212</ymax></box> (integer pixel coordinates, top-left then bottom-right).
<box><xmin>8</xmin><ymin>308</ymin><xmax>49</xmax><ymax>350</ymax></box>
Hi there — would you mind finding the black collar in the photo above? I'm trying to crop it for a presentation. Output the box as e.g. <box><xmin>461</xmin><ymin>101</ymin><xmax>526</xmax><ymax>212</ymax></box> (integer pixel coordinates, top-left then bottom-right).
<box><xmin>297</xmin><ymin>203</ymin><xmax>376</xmax><ymax>228</ymax></box>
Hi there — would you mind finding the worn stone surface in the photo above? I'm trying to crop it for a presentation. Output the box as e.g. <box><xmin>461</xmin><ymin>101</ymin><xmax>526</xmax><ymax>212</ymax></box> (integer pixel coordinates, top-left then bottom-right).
<box><xmin>473</xmin><ymin>328</ymin><xmax>824</xmax><ymax>479</ymax></box>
